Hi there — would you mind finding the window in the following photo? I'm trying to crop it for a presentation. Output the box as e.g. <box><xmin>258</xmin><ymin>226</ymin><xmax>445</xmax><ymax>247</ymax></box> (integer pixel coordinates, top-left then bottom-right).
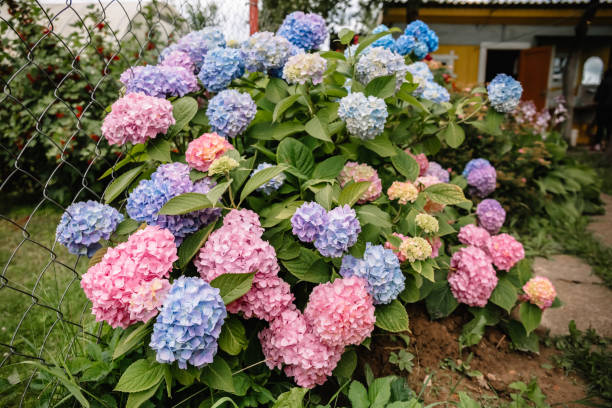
<box><xmin>582</xmin><ymin>56</ymin><xmax>604</xmax><ymax>86</ymax></box>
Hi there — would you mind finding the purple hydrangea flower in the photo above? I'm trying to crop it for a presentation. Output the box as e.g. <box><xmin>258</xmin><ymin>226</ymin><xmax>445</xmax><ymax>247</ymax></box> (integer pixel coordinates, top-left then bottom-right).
<box><xmin>462</xmin><ymin>158</ymin><xmax>492</xmax><ymax>178</ymax></box>
<box><xmin>120</xmin><ymin>65</ymin><xmax>199</xmax><ymax>98</ymax></box>
<box><xmin>277</xmin><ymin>11</ymin><xmax>327</xmax><ymax>51</ymax></box>
<box><xmin>252</xmin><ymin>162</ymin><xmax>285</xmax><ymax>195</ymax></box>
<box><xmin>160</xmin><ymin>28</ymin><xmax>226</xmax><ymax>71</ymax></box>
<box><xmin>159</xmin><ymin>50</ymin><xmax>195</xmax><ymax>72</ymax></box>
<box><xmin>487</xmin><ymin>73</ymin><xmax>523</xmax><ymax>113</ymax></box>
<box><xmin>314</xmin><ymin>205</ymin><xmax>361</xmax><ymax>258</ymax></box>
<box><xmin>198</xmin><ymin>48</ymin><xmax>245</xmax><ymax>93</ymax></box>
<box><xmin>467</xmin><ymin>165</ymin><xmax>497</xmax><ymax>198</ymax></box>
<box><xmin>424</xmin><ymin>161</ymin><xmax>450</xmax><ymax>183</ymax></box>
<box><xmin>339</xmin><ymin>243</ymin><xmax>404</xmax><ymax>305</ymax></box>
<box><xmin>241</xmin><ymin>32</ymin><xmax>295</xmax><ymax>74</ymax></box>
<box><xmin>291</xmin><ymin>202</ymin><xmax>329</xmax><ymax>243</ymax></box>
<box><xmin>476</xmin><ymin>199</ymin><xmax>506</xmax><ymax>234</ymax></box>
<box><xmin>150</xmin><ymin>277</ymin><xmax>226</xmax><ymax>369</ymax></box>
<box><xmin>56</xmin><ymin>201</ymin><xmax>123</xmax><ymax>256</ymax></box>
<box><xmin>206</xmin><ymin>90</ymin><xmax>256</xmax><ymax>138</ymax></box>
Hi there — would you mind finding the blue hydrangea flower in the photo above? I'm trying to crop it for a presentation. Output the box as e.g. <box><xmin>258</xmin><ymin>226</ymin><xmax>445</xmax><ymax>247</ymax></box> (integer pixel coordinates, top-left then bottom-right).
<box><xmin>291</xmin><ymin>202</ymin><xmax>329</xmax><ymax>243</ymax></box>
<box><xmin>355</xmin><ymin>47</ymin><xmax>408</xmax><ymax>91</ymax></box>
<box><xmin>198</xmin><ymin>48</ymin><xmax>245</xmax><ymax>93</ymax></box>
<box><xmin>413</xmin><ymin>41</ymin><xmax>429</xmax><ymax>60</ymax></box>
<box><xmin>314</xmin><ymin>205</ymin><xmax>361</xmax><ymax>258</ymax></box>
<box><xmin>404</xmin><ymin>20</ymin><xmax>438</xmax><ymax>53</ymax></box>
<box><xmin>241</xmin><ymin>32</ymin><xmax>295</xmax><ymax>74</ymax></box>
<box><xmin>487</xmin><ymin>74</ymin><xmax>523</xmax><ymax>113</ymax></box>
<box><xmin>160</xmin><ymin>28</ymin><xmax>226</xmax><ymax>71</ymax></box>
<box><xmin>339</xmin><ymin>243</ymin><xmax>405</xmax><ymax>305</ymax></box>
<box><xmin>393</xmin><ymin>34</ymin><xmax>416</xmax><ymax>56</ymax></box>
<box><xmin>150</xmin><ymin>277</ymin><xmax>226</xmax><ymax>369</ymax></box>
<box><xmin>206</xmin><ymin>90</ymin><xmax>256</xmax><ymax>138</ymax></box>
<box><xmin>424</xmin><ymin>161</ymin><xmax>450</xmax><ymax>183</ymax></box>
<box><xmin>422</xmin><ymin>81</ymin><xmax>450</xmax><ymax>103</ymax></box>
<box><xmin>252</xmin><ymin>162</ymin><xmax>285</xmax><ymax>195</ymax></box>
<box><xmin>462</xmin><ymin>158</ymin><xmax>492</xmax><ymax>178</ymax></box>
<box><xmin>120</xmin><ymin>65</ymin><xmax>199</xmax><ymax>98</ymax></box>
<box><xmin>338</xmin><ymin>92</ymin><xmax>388</xmax><ymax>140</ymax></box>
<box><xmin>277</xmin><ymin>11</ymin><xmax>327</xmax><ymax>51</ymax></box>
<box><xmin>406</xmin><ymin>61</ymin><xmax>434</xmax><ymax>94</ymax></box>
<box><xmin>56</xmin><ymin>201</ymin><xmax>123</xmax><ymax>256</ymax></box>
<box><xmin>467</xmin><ymin>165</ymin><xmax>497</xmax><ymax>198</ymax></box>
<box><xmin>127</xmin><ymin>163</ymin><xmax>220</xmax><ymax>245</ymax></box>
<box><xmin>371</xmin><ymin>25</ymin><xmax>395</xmax><ymax>50</ymax></box>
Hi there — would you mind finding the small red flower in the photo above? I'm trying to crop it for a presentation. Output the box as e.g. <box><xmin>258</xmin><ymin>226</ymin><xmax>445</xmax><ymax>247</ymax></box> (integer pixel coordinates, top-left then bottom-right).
<box><xmin>424</xmin><ymin>54</ymin><xmax>432</xmax><ymax>61</ymax></box>
<box><xmin>97</xmin><ymin>46</ymin><xmax>104</xmax><ymax>54</ymax></box>
<box><xmin>75</xmin><ymin>55</ymin><xmax>80</xmax><ymax>62</ymax></box>
<box><xmin>76</xmin><ymin>105</ymin><xmax>83</xmax><ymax>113</ymax></box>
<box><xmin>56</xmin><ymin>112</ymin><xmax>65</xmax><ymax>119</ymax></box>
<box><xmin>147</xmin><ymin>42</ymin><xmax>155</xmax><ymax>50</ymax></box>
<box><xmin>112</xmin><ymin>55</ymin><xmax>120</xmax><ymax>61</ymax></box>
<box><xmin>96</xmin><ymin>22</ymin><xmax>105</xmax><ymax>31</ymax></box>
<box><xmin>90</xmin><ymin>134</ymin><xmax>100</xmax><ymax>142</ymax></box>
<box><xmin>26</xmin><ymin>73</ymin><xmax>35</xmax><ymax>83</ymax></box>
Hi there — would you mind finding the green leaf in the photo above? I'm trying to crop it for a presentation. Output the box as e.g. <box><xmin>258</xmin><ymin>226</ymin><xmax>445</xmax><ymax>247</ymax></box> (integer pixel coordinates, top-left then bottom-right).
<box><xmin>305</xmin><ymin>115</ymin><xmax>332</xmax><ymax>142</ymax></box>
<box><xmin>248</xmin><ymin>121</ymin><xmax>305</xmax><ymax>141</ymax></box>
<box><xmin>22</xmin><ymin>362</ymin><xmax>90</xmax><ymax>408</ymax></box>
<box><xmin>146</xmin><ymin>138</ymin><xmax>172</xmax><ymax>163</ymax></box>
<box><xmin>99</xmin><ymin>144</ymin><xmax>147</xmax><ymax>179</ymax></box>
<box><xmin>333</xmin><ymin>349</ymin><xmax>357</xmax><ymax>381</ymax></box>
<box><xmin>115</xmin><ymin>359</ymin><xmax>164</xmax><ymax>393</ymax></box>
<box><xmin>361</xmin><ymin>133</ymin><xmax>396</xmax><ymax>157</ymax></box>
<box><xmin>113</xmin><ymin>323</ymin><xmax>153</xmax><ymax>360</ymax></box>
<box><xmin>424</xmin><ymin>183</ymin><xmax>467</xmax><ymax>205</ymax></box>
<box><xmin>210</xmin><ymin>273</ymin><xmax>254</xmax><ymax>304</ymax></box>
<box><xmin>489</xmin><ymin>277</ymin><xmax>518</xmax><ymax>313</ymax></box>
<box><xmin>159</xmin><ymin>192</ymin><xmax>212</xmax><ymax>215</ymax></box>
<box><xmin>397</xmin><ymin>84</ymin><xmax>429</xmax><ymax>113</ymax></box>
<box><xmin>114</xmin><ymin>218</ymin><xmax>140</xmax><ymax>236</ymax></box>
<box><xmin>391</xmin><ymin>149</ymin><xmax>420</xmax><ymax>181</ymax></box>
<box><xmin>177</xmin><ymin>222</ymin><xmax>217</xmax><ymax>268</ymax></box>
<box><xmin>365</xmin><ymin>75</ymin><xmax>396</xmax><ymax>99</ymax></box>
<box><xmin>104</xmin><ymin>165</ymin><xmax>144</xmax><ymax>204</ymax></box>
<box><xmin>240</xmin><ymin>164</ymin><xmax>289</xmax><ymax>203</ymax></box>
<box><xmin>206</xmin><ymin>180</ymin><xmax>232</xmax><ymax>205</ymax></box>
<box><xmin>218</xmin><ymin>316</ymin><xmax>248</xmax><ymax>356</ymax></box>
<box><xmin>272</xmin><ymin>387</ymin><xmax>308</xmax><ymax>408</ymax></box>
<box><xmin>375</xmin><ymin>300</ymin><xmax>409</xmax><ymax>332</ymax></box>
<box><xmin>368</xmin><ymin>376</ymin><xmax>393</xmax><ymax>408</ymax></box>
<box><xmin>281</xmin><ymin>248</ymin><xmax>330</xmax><ymax>282</ymax></box>
<box><xmin>348</xmin><ymin>381</ymin><xmax>369</xmax><ymax>408</ymax></box>
<box><xmin>273</xmin><ymin>94</ymin><xmax>301</xmax><ymax>122</ymax></box>
<box><xmin>357</xmin><ymin>205</ymin><xmax>392</xmax><ymax>228</ymax></box>
<box><xmin>312</xmin><ymin>155</ymin><xmax>347</xmax><ymax>180</ymax></box>
<box><xmin>201</xmin><ymin>356</ymin><xmax>235</xmax><ymax>393</ymax></box>
<box><xmin>277</xmin><ymin>138</ymin><xmax>315</xmax><ymax>176</ymax></box>
<box><xmin>425</xmin><ymin>282</ymin><xmax>459</xmax><ymax>319</ymax></box>
<box><xmin>355</xmin><ymin>30</ymin><xmax>398</xmax><ymax>56</ymax></box>
<box><xmin>502</xmin><ymin>320</ymin><xmax>539</xmax><ymax>353</ymax></box>
<box><xmin>79</xmin><ymin>361</ymin><xmax>112</xmax><ymax>382</ymax></box>
<box><xmin>339</xmin><ymin>28</ymin><xmax>355</xmax><ymax>45</ymax></box>
<box><xmin>266</xmin><ymin>78</ymin><xmax>288</xmax><ymax>103</ymax></box>
<box><xmin>168</xmin><ymin>96</ymin><xmax>198</xmax><ymax>137</ymax></box>
<box><xmin>519</xmin><ymin>302</ymin><xmax>542</xmax><ymax>335</ymax></box>
<box><xmin>441</xmin><ymin>121</ymin><xmax>465</xmax><ymax>148</ymax></box>
<box><xmin>338</xmin><ymin>181</ymin><xmax>371</xmax><ymax>207</ymax></box>
<box><xmin>315</xmin><ymin>184</ymin><xmax>334</xmax><ymax>211</ymax></box>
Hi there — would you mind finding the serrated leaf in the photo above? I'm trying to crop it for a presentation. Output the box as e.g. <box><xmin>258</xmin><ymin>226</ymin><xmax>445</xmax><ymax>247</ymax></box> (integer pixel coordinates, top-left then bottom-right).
<box><xmin>305</xmin><ymin>116</ymin><xmax>332</xmax><ymax>142</ymax></box>
<box><xmin>365</xmin><ymin>75</ymin><xmax>396</xmax><ymax>99</ymax></box>
<box><xmin>104</xmin><ymin>165</ymin><xmax>144</xmax><ymax>204</ymax></box>
<box><xmin>113</xmin><ymin>322</ymin><xmax>153</xmax><ymax>360</ymax></box>
<box><xmin>281</xmin><ymin>248</ymin><xmax>329</xmax><ymax>282</ymax></box>
<box><xmin>333</xmin><ymin>349</ymin><xmax>357</xmax><ymax>380</ymax></box>
<box><xmin>273</xmin><ymin>387</ymin><xmax>308</xmax><ymax>408</ymax></box>
<box><xmin>177</xmin><ymin>222</ymin><xmax>217</xmax><ymax>268</ymax></box>
<box><xmin>146</xmin><ymin>138</ymin><xmax>172</xmax><ymax>163</ymax></box>
<box><xmin>312</xmin><ymin>155</ymin><xmax>347</xmax><ymax>180</ymax></box>
<box><xmin>218</xmin><ymin>316</ymin><xmax>248</xmax><ymax>356</ymax></box>
<box><xmin>489</xmin><ymin>277</ymin><xmax>517</xmax><ymax>313</ymax></box>
<box><xmin>115</xmin><ymin>359</ymin><xmax>164</xmax><ymax>393</ymax></box>
<box><xmin>315</xmin><ymin>184</ymin><xmax>334</xmax><ymax>211</ymax></box>
<box><xmin>391</xmin><ymin>149</ymin><xmax>419</xmax><ymax>181</ymax></box>
<box><xmin>210</xmin><ymin>273</ymin><xmax>254</xmax><ymax>304</ymax></box>
<box><xmin>159</xmin><ymin>192</ymin><xmax>212</xmax><ymax>215</ymax></box>
<box><xmin>273</xmin><ymin>94</ymin><xmax>301</xmax><ymax>122</ymax></box>
<box><xmin>425</xmin><ymin>281</ymin><xmax>458</xmax><ymax>319</ymax></box>
<box><xmin>206</xmin><ymin>180</ymin><xmax>232</xmax><ymax>206</ymax></box>
<box><xmin>348</xmin><ymin>381</ymin><xmax>369</xmax><ymax>408</ymax></box>
<box><xmin>201</xmin><ymin>356</ymin><xmax>235</xmax><ymax>393</ymax></box>
<box><xmin>338</xmin><ymin>181</ymin><xmax>371</xmax><ymax>207</ymax></box>
<box><xmin>266</xmin><ymin>78</ymin><xmax>288</xmax><ymax>103</ymax></box>
<box><xmin>240</xmin><ymin>164</ymin><xmax>288</xmax><ymax>203</ymax></box>
<box><xmin>361</xmin><ymin>133</ymin><xmax>396</xmax><ymax>157</ymax></box>
<box><xmin>167</xmin><ymin>96</ymin><xmax>198</xmax><ymax>137</ymax></box>
<box><xmin>441</xmin><ymin>121</ymin><xmax>465</xmax><ymax>148</ymax></box>
<box><xmin>114</xmin><ymin>218</ymin><xmax>140</xmax><ymax>236</ymax></box>
<box><xmin>374</xmin><ymin>300</ymin><xmax>409</xmax><ymax>333</ymax></box>
<box><xmin>99</xmin><ymin>144</ymin><xmax>147</xmax><ymax>180</ymax></box>
<box><xmin>424</xmin><ymin>183</ymin><xmax>467</xmax><ymax>205</ymax></box>
<box><xmin>357</xmin><ymin>205</ymin><xmax>392</xmax><ymax>228</ymax></box>
<box><xmin>339</xmin><ymin>28</ymin><xmax>355</xmax><ymax>45</ymax></box>
<box><xmin>277</xmin><ymin>138</ymin><xmax>315</xmax><ymax>176</ymax></box>
<box><xmin>519</xmin><ymin>302</ymin><xmax>542</xmax><ymax>335</ymax></box>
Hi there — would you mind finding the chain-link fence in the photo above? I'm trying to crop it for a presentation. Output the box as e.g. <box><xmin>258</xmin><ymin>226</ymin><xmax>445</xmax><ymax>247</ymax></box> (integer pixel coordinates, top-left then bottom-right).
<box><xmin>0</xmin><ymin>1</ymin><xmax>252</xmax><ymax>405</ymax></box>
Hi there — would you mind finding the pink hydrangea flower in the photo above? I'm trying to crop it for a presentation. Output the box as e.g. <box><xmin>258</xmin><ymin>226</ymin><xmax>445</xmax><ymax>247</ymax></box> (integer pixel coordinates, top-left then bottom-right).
<box><xmin>222</xmin><ymin>208</ymin><xmax>263</xmax><ymax>236</ymax></box>
<box><xmin>448</xmin><ymin>246</ymin><xmax>497</xmax><ymax>307</ymax></box>
<box><xmin>81</xmin><ymin>226</ymin><xmax>178</xmax><ymax>328</ymax></box>
<box><xmin>227</xmin><ymin>275</ymin><xmax>294</xmax><ymax>321</ymax></box>
<box><xmin>384</xmin><ymin>232</ymin><xmax>408</xmax><ymax>262</ymax></box>
<box><xmin>426</xmin><ymin>236</ymin><xmax>442</xmax><ymax>258</ymax></box>
<box><xmin>387</xmin><ymin>181</ymin><xmax>418</xmax><ymax>204</ymax></box>
<box><xmin>304</xmin><ymin>277</ymin><xmax>375</xmax><ymax>348</ymax></box>
<box><xmin>486</xmin><ymin>233</ymin><xmax>525</xmax><ymax>271</ymax></box>
<box><xmin>458</xmin><ymin>224</ymin><xmax>491</xmax><ymax>251</ymax></box>
<box><xmin>338</xmin><ymin>162</ymin><xmax>382</xmax><ymax>204</ymax></box>
<box><xmin>128</xmin><ymin>278</ymin><xmax>171</xmax><ymax>323</ymax></box>
<box><xmin>522</xmin><ymin>276</ymin><xmax>557</xmax><ymax>310</ymax></box>
<box><xmin>101</xmin><ymin>93</ymin><xmax>175</xmax><ymax>146</ymax></box>
<box><xmin>405</xmin><ymin>149</ymin><xmax>429</xmax><ymax>176</ymax></box>
<box><xmin>415</xmin><ymin>175</ymin><xmax>442</xmax><ymax>190</ymax></box>
<box><xmin>185</xmin><ymin>132</ymin><xmax>234</xmax><ymax>172</ymax></box>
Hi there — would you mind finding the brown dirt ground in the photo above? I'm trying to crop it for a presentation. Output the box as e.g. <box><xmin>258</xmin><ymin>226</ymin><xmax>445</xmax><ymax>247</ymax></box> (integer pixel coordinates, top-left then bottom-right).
<box><xmin>357</xmin><ymin>304</ymin><xmax>591</xmax><ymax>407</ymax></box>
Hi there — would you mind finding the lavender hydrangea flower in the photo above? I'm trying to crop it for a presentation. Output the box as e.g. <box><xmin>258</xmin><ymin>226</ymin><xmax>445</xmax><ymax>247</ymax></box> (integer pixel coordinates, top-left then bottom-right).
<box><xmin>120</xmin><ymin>65</ymin><xmax>199</xmax><ymax>98</ymax></box>
<box><xmin>393</xmin><ymin>35</ymin><xmax>416</xmax><ymax>56</ymax></box>
<box><xmin>56</xmin><ymin>201</ymin><xmax>123</xmax><ymax>256</ymax></box>
<box><xmin>314</xmin><ymin>205</ymin><xmax>361</xmax><ymax>258</ymax></box>
<box><xmin>355</xmin><ymin>47</ymin><xmax>408</xmax><ymax>91</ymax></box>
<box><xmin>150</xmin><ymin>277</ymin><xmax>226</xmax><ymax>369</ymax></box>
<box><xmin>160</xmin><ymin>28</ymin><xmax>226</xmax><ymax>71</ymax></box>
<box><xmin>371</xmin><ymin>25</ymin><xmax>395</xmax><ymax>50</ymax></box>
<box><xmin>404</xmin><ymin>20</ymin><xmax>438</xmax><ymax>54</ymax></box>
<box><xmin>422</xmin><ymin>81</ymin><xmax>450</xmax><ymax>103</ymax></box>
<box><xmin>206</xmin><ymin>90</ymin><xmax>256</xmax><ymax>138</ymax></box>
<box><xmin>467</xmin><ymin>165</ymin><xmax>497</xmax><ymax>198</ymax></box>
<box><xmin>252</xmin><ymin>162</ymin><xmax>285</xmax><ymax>195</ymax></box>
<box><xmin>159</xmin><ymin>50</ymin><xmax>195</xmax><ymax>72</ymax></box>
<box><xmin>339</xmin><ymin>243</ymin><xmax>404</xmax><ymax>305</ymax></box>
<box><xmin>241</xmin><ymin>32</ymin><xmax>295</xmax><ymax>74</ymax></box>
<box><xmin>462</xmin><ymin>158</ymin><xmax>492</xmax><ymax>178</ymax></box>
<box><xmin>291</xmin><ymin>202</ymin><xmax>329</xmax><ymax>243</ymax></box>
<box><xmin>277</xmin><ymin>11</ymin><xmax>327</xmax><ymax>51</ymax></box>
<box><xmin>487</xmin><ymin>74</ymin><xmax>523</xmax><ymax>113</ymax></box>
<box><xmin>476</xmin><ymin>199</ymin><xmax>506</xmax><ymax>234</ymax></box>
<box><xmin>198</xmin><ymin>48</ymin><xmax>245</xmax><ymax>93</ymax></box>
<box><xmin>338</xmin><ymin>92</ymin><xmax>388</xmax><ymax>140</ymax></box>
<box><xmin>424</xmin><ymin>162</ymin><xmax>450</xmax><ymax>183</ymax></box>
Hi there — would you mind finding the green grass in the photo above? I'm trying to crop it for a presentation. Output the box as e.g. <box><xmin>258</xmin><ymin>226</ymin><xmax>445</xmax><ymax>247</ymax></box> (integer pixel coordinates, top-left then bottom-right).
<box><xmin>569</xmin><ymin>149</ymin><xmax>612</xmax><ymax>195</ymax></box>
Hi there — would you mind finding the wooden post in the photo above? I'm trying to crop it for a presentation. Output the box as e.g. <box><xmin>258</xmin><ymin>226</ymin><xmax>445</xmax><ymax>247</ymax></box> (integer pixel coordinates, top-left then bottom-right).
<box><xmin>249</xmin><ymin>0</ymin><xmax>258</xmax><ymax>35</ymax></box>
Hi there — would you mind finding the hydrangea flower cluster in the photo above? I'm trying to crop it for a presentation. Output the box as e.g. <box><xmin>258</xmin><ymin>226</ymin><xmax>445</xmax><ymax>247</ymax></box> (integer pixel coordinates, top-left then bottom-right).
<box><xmin>399</xmin><ymin>236</ymin><xmax>432</xmax><ymax>262</ymax></box>
<box><xmin>448</xmin><ymin>246</ymin><xmax>498</xmax><ymax>307</ymax></box>
<box><xmin>313</xmin><ymin>205</ymin><xmax>361</xmax><ymax>258</ymax></box>
<box><xmin>371</xmin><ymin>24</ymin><xmax>395</xmax><ymax>49</ymax></box>
<box><xmin>120</xmin><ymin>65</ymin><xmax>199</xmax><ymax>98</ymax></box>
<box><xmin>277</xmin><ymin>11</ymin><xmax>327</xmax><ymax>51</ymax></box>
<box><xmin>338</xmin><ymin>92</ymin><xmax>388</xmax><ymax>140</ymax></box>
<box><xmin>339</xmin><ymin>244</ymin><xmax>405</xmax><ymax>304</ymax></box>
<box><xmin>198</xmin><ymin>48</ymin><xmax>245</xmax><ymax>92</ymax></box>
<box><xmin>467</xmin><ymin>165</ymin><xmax>497</xmax><ymax>198</ymax></box>
<box><xmin>387</xmin><ymin>181</ymin><xmax>419</xmax><ymax>204</ymax></box>
<box><xmin>291</xmin><ymin>202</ymin><xmax>328</xmax><ymax>243</ymax></box>
<box><xmin>186</xmin><ymin>133</ymin><xmax>234</xmax><ymax>172</ymax></box>
<box><xmin>403</xmin><ymin>20</ymin><xmax>438</xmax><ymax>56</ymax></box>
<box><xmin>206</xmin><ymin>90</ymin><xmax>256</xmax><ymax>138</ymax></box>
<box><xmin>101</xmin><ymin>92</ymin><xmax>175</xmax><ymax>146</ymax></box>
<box><xmin>56</xmin><ymin>201</ymin><xmax>123</xmax><ymax>256</ymax></box>
<box><xmin>283</xmin><ymin>53</ymin><xmax>327</xmax><ymax>85</ymax></box>
<box><xmin>355</xmin><ymin>47</ymin><xmax>408</xmax><ymax>91</ymax></box>
<box><xmin>128</xmin><ymin>278</ymin><xmax>171</xmax><ymax>323</ymax></box>
<box><xmin>406</xmin><ymin>62</ymin><xmax>433</xmax><ymax>94</ymax></box>
<box><xmin>161</xmin><ymin>27</ymin><xmax>226</xmax><ymax>71</ymax></box>
<box><xmin>487</xmin><ymin>233</ymin><xmax>525</xmax><ymax>271</ymax></box>
<box><xmin>159</xmin><ymin>50</ymin><xmax>195</xmax><ymax>72</ymax></box>
<box><xmin>393</xmin><ymin>34</ymin><xmax>416</xmax><ymax>56</ymax></box>
<box><xmin>406</xmin><ymin>149</ymin><xmax>429</xmax><ymax>176</ymax></box>
<box><xmin>241</xmin><ymin>32</ymin><xmax>294</xmax><ymax>74</ymax></box>
<box><xmin>150</xmin><ymin>277</ymin><xmax>226</xmax><ymax>369</ymax></box>
<box><xmin>522</xmin><ymin>276</ymin><xmax>557</xmax><ymax>310</ymax></box>
<box><xmin>487</xmin><ymin>73</ymin><xmax>523</xmax><ymax>113</ymax></box>
<box><xmin>338</xmin><ymin>162</ymin><xmax>382</xmax><ymax>204</ymax></box>
<box><xmin>208</xmin><ymin>156</ymin><xmax>239</xmax><ymax>176</ymax></box>
<box><xmin>457</xmin><ymin>224</ymin><xmax>491</xmax><ymax>251</ymax></box>
<box><xmin>424</xmin><ymin>161</ymin><xmax>450</xmax><ymax>182</ymax></box>
<box><xmin>462</xmin><ymin>158</ymin><xmax>492</xmax><ymax>177</ymax></box>
<box><xmin>422</xmin><ymin>81</ymin><xmax>450</xmax><ymax>103</ymax></box>
<box><xmin>476</xmin><ymin>199</ymin><xmax>506</xmax><ymax>234</ymax></box>
<box><xmin>227</xmin><ymin>275</ymin><xmax>295</xmax><ymax>322</ymax></box>
<box><xmin>81</xmin><ymin>226</ymin><xmax>177</xmax><ymax>328</ymax></box>
<box><xmin>252</xmin><ymin>162</ymin><xmax>286</xmax><ymax>195</ymax></box>
<box><xmin>416</xmin><ymin>213</ymin><xmax>439</xmax><ymax>234</ymax></box>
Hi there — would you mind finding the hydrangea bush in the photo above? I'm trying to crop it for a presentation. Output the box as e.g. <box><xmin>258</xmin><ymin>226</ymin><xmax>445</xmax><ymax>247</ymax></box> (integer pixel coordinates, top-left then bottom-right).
<box><xmin>55</xmin><ymin>14</ymin><xmax>561</xmax><ymax>406</ymax></box>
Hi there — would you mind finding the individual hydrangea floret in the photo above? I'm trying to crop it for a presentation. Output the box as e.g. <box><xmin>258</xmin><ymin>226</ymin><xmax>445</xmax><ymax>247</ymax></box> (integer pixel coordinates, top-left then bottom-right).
<box><xmin>405</xmin><ymin>149</ymin><xmax>429</xmax><ymax>176</ymax></box>
<box><xmin>407</xmin><ymin>62</ymin><xmax>434</xmax><ymax>95</ymax></box>
<box><xmin>277</xmin><ymin>11</ymin><xmax>327</xmax><ymax>51</ymax></box>
<box><xmin>314</xmin><ymin>205</ymin><xmax>361</xmax><ymax>258</ymax></box>
<box><xmin>339</xmin><ymin>244</ymin><xmax>405</xmax><ymax>305</ymax></box>
<box><xmin>486</xmin><ymin>233</ymin><xmax>525</xmax><ymax>271</ymax></box>
<box><xmin>241</xmin><ymin>32</ymin><xmax>294</xmax><ymax>74</ymax></box>
<box><xmin>304</xmin><ymin>276</ymin><xmax>375</xmax><ymax>347</ymax></box>
<box><xmin>424</xmin><ymin>162</ymin><xmax>450</xmax><ymax>183</ymax></box>
<box><xmin>283</xmin><ymin>53</ymin><xmax>327</xmax><ymax>85</ymax></box>
<box><xmin>404</xmin><ymin>20</ymin><xmax>438</xmax><ymax>54</ymax></box>
<box><xmin>448</xmin><ymin>246</ymin><xmax>497</xmax><ymax>307</ymax></box>
<box><xmin>227</xmin><ymin>275</ymin><xmax>294</xmax><ymax>322</ymax></box>
<box><xmin>208</xmin><ymin>156</ymin><xmax>239</xmax><ymax>176</ymax></box>
<box><xmin>487</xmin><ymin>73</ymin><xmax>523</xmax><ymax>113</ymax></box>
<box><xmin>159</xmin><ymin>50</ymin><xmax>195</xmax><ymax>72</ymax></box>
<box><xmin>338</xmin><ymin>92</ymin><xmax>388</xmax><ymax>140</ymax></box>
<box><xmin>371</xmin><ymin>24</ymin><xmax>395</xmax><ymax>49</ymax></box>
<box><xmin>522</xmin><ymin>277</ymin><xmax>557</xmax><ymax>310</ymax></box>
<box><xmin>458</xmin><ymin>224</ymin><xmax>491</xmax><ymax>251</ymax></box>
<box><xmin>467</xmin><ymin>165</ymin><xmax>497</xmax><ymax>198</ymax></box>
<box><xmin>186</xmin><ymin>133</ymin><xmax>234</xmax><ymax>172</ymax></box>
<box><xmin>476</xmin><ymin>199</ymin><xmax>506</xmax><ymax>234</ymax></box>
<box><xmin>399</xmin><ymin>237</ymin><xmax>432</xmax><ymax>263</ymax></box>
<box><xmin>291</xmin><ymin>202</ymin><xmax>329</xmax><ymax>243</ymax></box>
<box><xmin>150</xmin><ymin>277</ymin><xmax>226</xmax><ymax>369</ymax></box>
<box><xmin>120</xmin><ymin>65</ymin><xmax>199</xmax><ymax>98</ymax></box>
<box><xmin>394</xmin><ymin>34</ymin><xmax>416</xmax><ymax>56</ymax></box>
<box><xmin>462</xmin><ymin>158</ymin><xmax>492</xmax><ymax>178</ymax></box>
<box><xmin>56</xmin><ymin>201</ymin><xmax>123</xmax><ymax>256</ymax></box>
<box><xmin>198</xmin><ymin>47</ymin><xmax>245</xmax><ymax>93</ymax></box>
<box><xmin>422</xmin><ymin>81</ymin><xmax>450</xmax><ymax>103</ymax></box>
<box><xmin>416</xmin><ymin>213</ymin><xmax>439</xmax><ymax>234</ymax></box>
<box><xmin>387</xmin><ymin>181</ymin><xmax>419</xmax><ymax>204</ymax></box>
<box><xmin>161</xmin><ymin>28</ymin><xmax>226</xmax><ymax>71</ymax></box>
<box><xmin>355</xmin><ymin>47</ymin><xmax>408</xmax><ymax>91</ymax></box>
<box><xmin>206</xmin><ymin>89</ymin><xmax>256</xmax><ymax>138</ymax></box>
<box><xmin>412</xmin><ymin>41</ymin><xmax>429</xmax><ymax>59</ymax></box>
<box><xmin>101</xmin><ymin>93</ymin><xmax>175</xmax><ymax>146</ymax></box>
<box><xmin>338</xmin><ymin>162</ymin><xmax>382</xmax><ymax>204</ymax></box>
<box><xmin>427</xmin><ymin>236</ymin><xmax>442</xmax><ymax>258</ymax></box>
<box><xmin>252</xmin><ymin>162</ymin><xmax>286</xmax><ymax>195</ymax></box>
<box><xmin>128</xmin><ymin>278</ymin><xmax>171</xmax><ymax>323</ymax></box>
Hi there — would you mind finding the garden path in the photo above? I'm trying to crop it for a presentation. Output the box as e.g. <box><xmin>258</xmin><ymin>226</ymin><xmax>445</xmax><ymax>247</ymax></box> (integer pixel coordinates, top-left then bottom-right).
<box><xmin>535</xmin><ymin>193</ymin><xmax>612</xmax><ymax>337</ymax></box>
